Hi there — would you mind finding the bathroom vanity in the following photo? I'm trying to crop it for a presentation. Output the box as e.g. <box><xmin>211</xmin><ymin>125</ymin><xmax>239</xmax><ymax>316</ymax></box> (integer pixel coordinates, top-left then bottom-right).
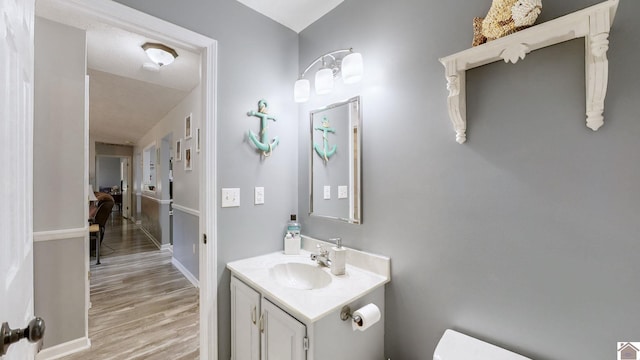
<box><xmin>227</xmin><ymin>236</ymin><xmax>390</xmax><ymax>360</ymax></box>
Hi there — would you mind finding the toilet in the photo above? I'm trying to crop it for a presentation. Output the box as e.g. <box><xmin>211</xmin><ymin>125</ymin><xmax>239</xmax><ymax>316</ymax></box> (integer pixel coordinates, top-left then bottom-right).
<box><xmin>433</xmin><ymin>329</ymin><xmax>531</xmax><ymax>360</ymax></box>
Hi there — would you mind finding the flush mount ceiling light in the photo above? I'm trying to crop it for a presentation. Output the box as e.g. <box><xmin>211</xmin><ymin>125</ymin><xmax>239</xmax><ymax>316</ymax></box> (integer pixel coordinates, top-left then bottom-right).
<box><xmin>141</xmin><ymin>42</ymin><xmax>178</xmax><ymax>67</ymax></box>
<box><xmin>294</xmin><ymin>48</ymin><xmax>363</xmax><ymax>103</ymax></box>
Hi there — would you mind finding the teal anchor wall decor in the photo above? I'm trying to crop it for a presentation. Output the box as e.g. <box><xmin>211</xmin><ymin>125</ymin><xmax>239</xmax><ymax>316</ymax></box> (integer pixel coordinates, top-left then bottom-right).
<box><xmin>247</xmin><ymin>99</ymin><xmax>279</xmax><ymax>156</ymax></box>
<box><xmin>313</xmin><ymin>116</ymin><xmax>337</xmax><ymax>162</ymax></box>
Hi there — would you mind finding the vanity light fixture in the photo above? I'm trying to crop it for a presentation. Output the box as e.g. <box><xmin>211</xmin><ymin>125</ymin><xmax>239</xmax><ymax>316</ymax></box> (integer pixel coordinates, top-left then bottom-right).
<box><xmin>294</xmin><ymin>48</ymin><xmax>363</xmax><ymax>103</ymax></box>
<box><xmin>141</xmin><ymin>42</ymin><xmax>178</xmax><ymax>67</ymax></box>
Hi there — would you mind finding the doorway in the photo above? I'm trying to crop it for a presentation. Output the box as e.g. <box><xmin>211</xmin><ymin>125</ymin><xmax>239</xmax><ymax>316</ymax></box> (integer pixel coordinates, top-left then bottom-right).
<box><xmin>95</xmin><ymin>154</ymin><xmax>132</xmax><ymax>219</ymax></box>
<box><xmin>34</xmin><ymin>0</ymin><xmax>218</xmax><ymax>358</ymax></box>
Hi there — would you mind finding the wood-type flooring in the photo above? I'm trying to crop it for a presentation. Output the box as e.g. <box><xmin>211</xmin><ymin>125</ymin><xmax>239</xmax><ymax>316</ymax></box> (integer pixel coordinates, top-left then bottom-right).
<box><xmin>61</xmin><ymin>216</ymin><xmax>199</xmax><ymax>360</ymax></box>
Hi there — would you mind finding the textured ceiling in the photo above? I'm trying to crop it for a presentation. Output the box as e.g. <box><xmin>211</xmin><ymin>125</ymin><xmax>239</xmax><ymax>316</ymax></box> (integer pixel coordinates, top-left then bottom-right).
<box><xmin>36</xmin><ymin>0</ymin><xmax>200</xmax><ymax>145</ymax></box>
<box><xmin>88</xmin><ymin>69</ymin><xmax>189</xmax><ymax>145</ymax></box>
<box><xmin>235</xmin><ymin>0</ymin><xmax>344</xmax><ymax>33</ymax></box>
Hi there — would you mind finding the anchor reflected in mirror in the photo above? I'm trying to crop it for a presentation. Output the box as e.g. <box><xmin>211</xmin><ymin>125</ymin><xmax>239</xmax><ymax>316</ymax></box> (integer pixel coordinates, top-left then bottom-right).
<box><xmin>310</xmin><ymin>96</ymin><xmax>361</xmax><ymax>224</ymax></box>
<box><xmin>313</xmin><ymin>116</ymin><xmax>337</xmax><ymax>163</ymax></box>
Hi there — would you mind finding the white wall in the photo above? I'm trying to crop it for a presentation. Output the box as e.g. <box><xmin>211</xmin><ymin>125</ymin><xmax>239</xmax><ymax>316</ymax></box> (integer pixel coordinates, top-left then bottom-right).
<box><xmin>33</xmin><ymin>16</ymin><xmax>87</xmax><ymax>349</ymax></box>
<box><xmin>135</xmin><ymin>83</ymin><xmax>201</xmax><ymax>208</ymax></box>
<box><xmin>134</xmin><ymin>84</ymin><xmax>201</xmax><ymax>261</ymax></box>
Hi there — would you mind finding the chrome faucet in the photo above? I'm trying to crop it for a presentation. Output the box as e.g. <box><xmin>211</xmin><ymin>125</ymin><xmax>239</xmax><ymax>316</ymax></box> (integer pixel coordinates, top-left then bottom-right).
<box><xmin>310</xmin><ymin>244</ymin><xmax>331</xmax><ymax>267</ymax></box>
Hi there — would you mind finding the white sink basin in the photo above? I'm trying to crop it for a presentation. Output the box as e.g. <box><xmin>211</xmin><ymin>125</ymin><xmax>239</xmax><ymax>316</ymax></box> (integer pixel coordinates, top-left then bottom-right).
<box><xmin>270</xmin><ymin>263</ymin><xmax>332</xmax><ymax>290</ymax></box>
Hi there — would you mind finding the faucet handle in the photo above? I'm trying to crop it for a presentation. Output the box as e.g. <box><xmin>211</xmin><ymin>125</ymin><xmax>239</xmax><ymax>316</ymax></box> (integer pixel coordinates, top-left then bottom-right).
<box><xmin>329</xmin><ymin>237</ymin><xmax>342</xmax><ymax>248</ymax></box>
<box><xmin>316</xmin><ymin>244</ymin><xmax>328</xmax><ymax>255</ymax></box>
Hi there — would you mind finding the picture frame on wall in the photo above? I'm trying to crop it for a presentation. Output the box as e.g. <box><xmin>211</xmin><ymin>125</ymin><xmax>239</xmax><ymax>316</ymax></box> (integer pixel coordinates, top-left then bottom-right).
<box><xmin>196</xmin><ymin>128</ymin><xmax>201</xmax><ymax>153</ymax></box>
<box><xmin>176</xmin><ymin>139</ymin><xmax>182</xmax><ymax>161</ymax></box>
<box><xmin>185</xmin><ymin>147</ymin><xmax>192</xmax><ymax>171</ymax></box>
<box><xmin>185</xmin><ymin>113</ymin><xmax>192</xmax><ymax>139</ymax></box>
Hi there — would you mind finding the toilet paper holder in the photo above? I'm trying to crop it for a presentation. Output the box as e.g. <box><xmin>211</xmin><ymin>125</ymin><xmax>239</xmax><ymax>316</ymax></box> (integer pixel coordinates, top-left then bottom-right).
<box><xmin>339</xmin><ymin>305</ymin><xmax>363</xmax><ymax>326</ymax></box>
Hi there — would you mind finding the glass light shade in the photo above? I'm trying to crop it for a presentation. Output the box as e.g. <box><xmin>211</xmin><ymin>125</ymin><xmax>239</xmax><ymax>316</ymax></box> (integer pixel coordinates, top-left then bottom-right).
<box><xmin>294</xmin><ymin>79</ymin><xmax>310</xmax><ymax>103</ymax></box>
<box><xmin>142</xmin><ymin>43</ymin><xmax>178</xmax><ymax>67</ymax></box>
<box><xmin>341</xmin><ymin>52</ymin><xmax>363</xmax><ymax>84</ymax></box>
<box><xmin>315</xmin><ymin>68</ymin><xmax>334</xmax><ymax>95</ymax></box>
<box><xmin>145</xmin><ymin>48</ymin><xmax>176</xmax><ymax>66</ymax></box>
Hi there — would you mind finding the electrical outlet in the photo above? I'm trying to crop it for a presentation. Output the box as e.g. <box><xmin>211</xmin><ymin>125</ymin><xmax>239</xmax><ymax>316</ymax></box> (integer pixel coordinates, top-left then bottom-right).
<box><xmin>338</xmin><ymin>185</ymin><xmax>348</xmax><ymax>199</ymax></box>
<box><xmin>255</xmin><ymin>187</ymin><xmax>264</xmax><ymax>205</ymax></box>
<box><xmin>221</xmin><ymin>188</ymin><xmax>240</xmax><ymax>207</ymax></box>
<box><xmin>324</xmin><ymin>185</ymin><xmax>331</xmax><ymax>200</ymax></box>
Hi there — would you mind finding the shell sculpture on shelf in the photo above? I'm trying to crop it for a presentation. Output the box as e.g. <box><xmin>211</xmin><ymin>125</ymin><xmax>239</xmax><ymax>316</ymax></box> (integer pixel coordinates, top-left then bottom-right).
<box><xmin>473</xmin><ymin>0</ymin><xmax>542</xmax><ymax>46</ymax></box>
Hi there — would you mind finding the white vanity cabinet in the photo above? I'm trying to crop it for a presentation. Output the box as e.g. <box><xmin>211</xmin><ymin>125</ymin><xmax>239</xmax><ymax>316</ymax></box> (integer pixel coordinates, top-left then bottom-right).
<box><xmin>230</xmin><ymin>276</ymin><xmax>261</xmax><ymax>360</ymax></box>
<box><xmin>261</xmin><ymin>298</ymin><xmax>307</xmax><ymax>360</ymax></box>
<box><xmin>227</xmin><ymin>244</ymin><xmax>390</xmax><ymax>360</ymax></box>
<box><xmin>230</xmin><ymin>275</ymin><xmax>385</xmax><ymax>360</ymax></box>
<box><xmin>231</xmin><ymin>276</ymin><xmax>307</xmax><ymax>360</ymax></box>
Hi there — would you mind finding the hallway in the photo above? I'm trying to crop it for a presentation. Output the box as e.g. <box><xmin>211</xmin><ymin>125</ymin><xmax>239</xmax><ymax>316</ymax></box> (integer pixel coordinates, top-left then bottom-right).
<box><xmin>61</xmin><ymin>216</ymin><xmax>199</xmax><ymax>360</ymax></box>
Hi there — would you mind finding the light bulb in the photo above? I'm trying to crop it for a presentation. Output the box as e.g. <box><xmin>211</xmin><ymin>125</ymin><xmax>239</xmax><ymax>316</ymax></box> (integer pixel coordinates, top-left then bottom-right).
<box><xmin>294</xmin><ymin>79</ymin><xmax>310</xmax><ymax>103</ymax></box>
<box><xmin>315</xmin><ymin>68</ymin><xmax>334</xmax><ymax>95</ymax></box>
<box><xmin>341</xmin><ymin>52</ymin><xmax>363</xmax><ymax>84</ymax></box>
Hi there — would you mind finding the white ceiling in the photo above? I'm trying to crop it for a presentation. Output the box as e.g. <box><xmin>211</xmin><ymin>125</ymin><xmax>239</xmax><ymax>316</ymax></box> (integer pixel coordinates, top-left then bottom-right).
<box><xmin>36</xmin><ymin>0</ymin><xmax>200</xmax><ymax>145</ymax></box>
<box><xmin>35</xmin><ymin>0</ymin><xmax>343</xmax><ymax>145</ymax></box>
<box><xmin>87</xmin><ymin>69</ymin><xmax>189</xmax><ymax>145</ymax></box>
<box><xmin>235</xmin><ymin>0</ymin><xmax>344</xmax><ymax>33</ymax></box>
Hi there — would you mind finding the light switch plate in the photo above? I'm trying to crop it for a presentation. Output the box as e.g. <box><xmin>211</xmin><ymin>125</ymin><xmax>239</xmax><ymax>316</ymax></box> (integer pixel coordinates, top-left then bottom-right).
<box><xmin>338</xmin><ymin>185</ymin><xmax>348</xmax><ymax>199</ymax></box>
<box><xmin>221</xmin><ymin>188</ymin><xmax>240</xmax><ymax>207</ymax></box>
<box><xmin>254</xmin><ymin>187</ymin><xmax>264</xmax><ymax>205</ymax></box>
<box><xmin>323</xmin><ymin>185</ymin><xmax>331</xmax><ymax>200</ymax></box>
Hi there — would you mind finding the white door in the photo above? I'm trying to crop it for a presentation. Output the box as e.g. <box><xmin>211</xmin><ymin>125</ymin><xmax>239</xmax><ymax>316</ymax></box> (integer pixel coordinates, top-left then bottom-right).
<box><xmin>0</xmin><ymin>0</ymin><xmax>37</xmax><ymax>358</ymax></box>
<box><xmin>121</xmin><ymin>157</ymin><xmax>131</xmax><ymax>218</ymax></box>
<box><xmin>261</xmin><ymin>299</ymin><xmax>306</xmax><ymax>360</ymax></box>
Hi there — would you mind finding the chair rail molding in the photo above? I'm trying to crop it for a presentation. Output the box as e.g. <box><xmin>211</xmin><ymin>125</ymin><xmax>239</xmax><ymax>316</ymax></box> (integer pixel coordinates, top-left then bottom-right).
<box><xmin>439</xmin><ymin>0</ymin><xmax>619</xmax><ymax>144</ymax></box>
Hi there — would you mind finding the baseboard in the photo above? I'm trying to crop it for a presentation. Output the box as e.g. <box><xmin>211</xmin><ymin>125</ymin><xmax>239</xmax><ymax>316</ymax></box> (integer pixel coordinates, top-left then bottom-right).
<box><xmin>137</xmin><ymin>226</ymin><xmax>161</xmax><ymax>249</ymax></box>
<box><xmin>36</xmin><ymin>337</ymin><xmax>91</xmax><ymax>360</ymax></box>
<box><xmin>172</xmin><ymin>257</ymin><xmax>199</xmax><ymax>288</ymax></box>
<box><xmin>161</xmin><ymin>243</ymin><xmax>172</xmax><ymax>251</ymax></box>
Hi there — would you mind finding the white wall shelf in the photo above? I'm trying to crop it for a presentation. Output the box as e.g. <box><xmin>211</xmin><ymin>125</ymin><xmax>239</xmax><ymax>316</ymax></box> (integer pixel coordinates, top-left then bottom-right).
<box><xmin>439</xmin><ymin>0</ymin><xmax>619</xmax><ymax>144</ymax></box>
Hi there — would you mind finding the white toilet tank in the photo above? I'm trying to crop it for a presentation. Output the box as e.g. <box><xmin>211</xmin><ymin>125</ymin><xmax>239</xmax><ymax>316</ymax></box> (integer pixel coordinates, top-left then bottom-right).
<box><xmin>433</xmin><ymin>329</ymin><xmax>531</xmax><ymax>360</ymax></box>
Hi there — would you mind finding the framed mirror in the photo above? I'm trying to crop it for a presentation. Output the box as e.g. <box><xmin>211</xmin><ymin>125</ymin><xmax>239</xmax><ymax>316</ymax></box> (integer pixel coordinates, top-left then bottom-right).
<box><xmin>309</xmin><ymin>96</ymin><xmax>362</xmax><ymax>224</ymax></box>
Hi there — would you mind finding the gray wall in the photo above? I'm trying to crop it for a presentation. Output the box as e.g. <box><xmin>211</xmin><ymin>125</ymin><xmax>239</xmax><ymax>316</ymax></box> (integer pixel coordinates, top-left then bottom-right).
<box><xmin>97</xmin><ymin>156</ymin><xmax>121</xmax><ymax>190</ymax></box>
<box><xmin>33</xmin><ymin>17</ymin><xmax>87</xmax><ymax>349</ymax></box>
<box><xmin>133</xmin><ymin>84</ymin><xmax>201</xmax><ymax>276</ymax></box>
<box><xmin>34</xmin><ymin>237</ymin><xmax>86</xmax><ymax>348</ymax></box>
<box><xmin>33</xmin><ymin>17</ymin><xmax>86</xmax><ymax>232</ymax></box>
<box><xmin>112</xmin><ymin>2</ymin><xmax>299</xmax><ymax>359</ymax></box>
<box><xmin>91</xmin><ymin>141</ymin><xmax>134</xmax><ymax>187</ymax></box>
<box><xmin>173</xmin><ymin>209</ymin><xmax>200</xmax><ymax>279</ymax></box>
<box><xmin>298</xmin><ymin>1</ymin><xmax>640</xmax><ymax>359</ymax></box>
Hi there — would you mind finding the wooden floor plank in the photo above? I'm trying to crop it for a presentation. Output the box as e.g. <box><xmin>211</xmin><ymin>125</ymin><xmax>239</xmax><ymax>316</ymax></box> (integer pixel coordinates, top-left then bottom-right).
<box><xmin>61</xmin><ymin>216</ymin><xmax>199</xmax><ymax>360</ymax></box>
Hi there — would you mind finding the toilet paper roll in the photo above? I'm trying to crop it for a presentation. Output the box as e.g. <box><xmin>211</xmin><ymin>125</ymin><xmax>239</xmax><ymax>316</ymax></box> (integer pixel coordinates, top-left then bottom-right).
<box><xmin>351</xmin><ymin>303</ymin><xmax>381</xmax><ymax>332</ymax></box>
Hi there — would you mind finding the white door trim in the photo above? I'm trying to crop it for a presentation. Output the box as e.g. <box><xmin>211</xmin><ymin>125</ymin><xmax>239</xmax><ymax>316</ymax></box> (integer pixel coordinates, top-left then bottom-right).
<box><xmin>36</xmin><ymin>0</ymin><xmax>218</xmax><ymax>358</ymax></box>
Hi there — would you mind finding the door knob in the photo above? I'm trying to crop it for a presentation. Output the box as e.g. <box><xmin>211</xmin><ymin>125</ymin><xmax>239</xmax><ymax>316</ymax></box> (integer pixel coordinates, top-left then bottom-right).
<box><xmin>1</xmin><ymin>317</ymin><xmax>46</xmax><ymax>356</ymax></box>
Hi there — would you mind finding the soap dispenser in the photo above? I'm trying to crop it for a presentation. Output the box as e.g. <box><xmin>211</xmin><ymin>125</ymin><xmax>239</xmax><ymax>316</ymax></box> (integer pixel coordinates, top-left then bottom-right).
<box><xmin>284</xmin><ymin>215</ymin><xmax>301</xmax><ymax>255</ymax></box>
<box><xmin>330</xmin><ymin>237</ymin><xmax>346</xmax><ymax>275</ymax></box>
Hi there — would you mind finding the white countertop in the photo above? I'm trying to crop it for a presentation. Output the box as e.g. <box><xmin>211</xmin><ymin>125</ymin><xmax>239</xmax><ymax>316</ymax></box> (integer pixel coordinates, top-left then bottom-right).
<box><xmin>227</xmin><ymin>248</ymin><xmax>390</xmax><ymax>323</ymax></box>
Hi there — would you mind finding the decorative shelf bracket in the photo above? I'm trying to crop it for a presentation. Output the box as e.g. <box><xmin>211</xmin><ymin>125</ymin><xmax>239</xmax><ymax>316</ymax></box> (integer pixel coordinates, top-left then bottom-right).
<box><xmin>439</xmin><ymin>0</ymin><xmax>619</xmax><ymax>144</ymax></box>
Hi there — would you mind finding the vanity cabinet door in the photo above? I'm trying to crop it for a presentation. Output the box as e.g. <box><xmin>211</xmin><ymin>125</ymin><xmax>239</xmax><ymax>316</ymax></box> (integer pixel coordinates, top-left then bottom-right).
<box><xmin>231</xmin><ymin>276</ymin><xmax>261</xmax><ymax>360</ymax></box>
<box><xmin>261</xmin><ymin>298</ymin><xmax>307</xmax><ymax>360</ymax></box>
